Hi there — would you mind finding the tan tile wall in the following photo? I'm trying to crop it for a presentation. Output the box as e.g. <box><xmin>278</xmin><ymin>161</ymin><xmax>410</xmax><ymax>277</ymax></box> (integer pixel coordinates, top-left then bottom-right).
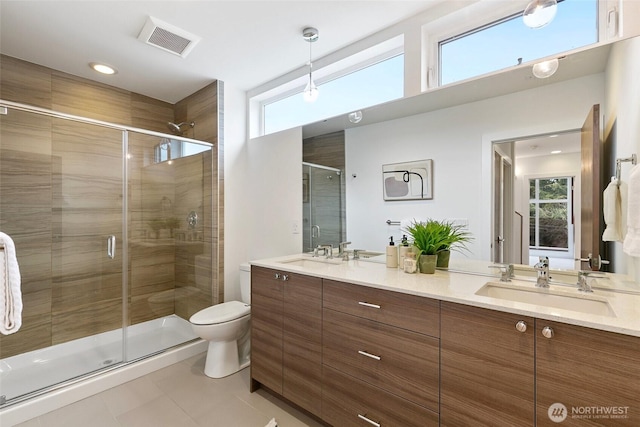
<box><xmin>0</xmin><ymin>55</ymin><xmax>221</xmax><ymax>358</ymax></box>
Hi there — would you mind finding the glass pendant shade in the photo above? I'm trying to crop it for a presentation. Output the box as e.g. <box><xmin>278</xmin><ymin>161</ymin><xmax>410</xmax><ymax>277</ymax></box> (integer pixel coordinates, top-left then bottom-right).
<box><xmin>523</xmin><ymin>0</ymin><xmax>558</xmax><ymax>28</ymax></box>
<box><xmin>303</xmin><ymin>77</ymin><xmax>319</xmax><ymax>102</ymax></box>
<box><xmin>302</xmin><ymin>27</ymin><xmax>320</xmax><ymax>102</ymax></box>
<box><xmin>532</xmin><ymin>58</ymin><xmax>559</xmax><ymax>78</ymax></box>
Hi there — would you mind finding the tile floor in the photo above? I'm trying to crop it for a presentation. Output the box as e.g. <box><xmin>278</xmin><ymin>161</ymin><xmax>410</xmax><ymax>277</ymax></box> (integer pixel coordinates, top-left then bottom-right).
<box><xmin>15</xmin><ymin>353</ymin><xmax>325</xmax><ymax>427</ymax></box>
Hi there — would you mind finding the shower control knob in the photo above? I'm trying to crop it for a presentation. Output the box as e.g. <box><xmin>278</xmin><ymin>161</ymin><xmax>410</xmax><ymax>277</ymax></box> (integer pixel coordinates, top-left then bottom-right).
<box><xmin>542</xmin><ymin>326</ymin><xmax>554</xmax><ymax>339</ymax></box>
<box><xmin>515</xmin><ymin>320</ymin><xmax>527</xmax><ymax>333</ymax></box>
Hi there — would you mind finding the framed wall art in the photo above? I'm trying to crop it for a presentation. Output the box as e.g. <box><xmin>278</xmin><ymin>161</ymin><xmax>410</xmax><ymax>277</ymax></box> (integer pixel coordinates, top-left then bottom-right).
<box><xmin>382</xmin><ymin>159</ymin><xmax>433</xmax><ymax>201</ymax></box>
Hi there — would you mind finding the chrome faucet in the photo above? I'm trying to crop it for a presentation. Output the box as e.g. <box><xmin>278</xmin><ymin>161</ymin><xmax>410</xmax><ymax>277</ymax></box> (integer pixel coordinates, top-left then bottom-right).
<box><xmin>315</xmin><ymin>244</ymin><xmax>333</xmax><ymax>259</ymax></box>
<box><xmin>577</xmin><ymin>271</ymin><xmax>594</xmax><ymax>292</ymax></box>
<box><xmin>534</xmin><ymin>256</ymin><xmax>550</xmax><ymax>288</ymax></box>
<box><xmin>489</xmin><ymin>263</ymin><xmax>513</xmax><ymax>282</ymax></box>
<box><xmin>339</xmin><ymin>241</ymin><xmax>352</xmax><ymax>261</ymax></box>
<box><xmin>577</xmin><ymin>270</ymin><xmax>605</xmax><ymax>292</ymax></box>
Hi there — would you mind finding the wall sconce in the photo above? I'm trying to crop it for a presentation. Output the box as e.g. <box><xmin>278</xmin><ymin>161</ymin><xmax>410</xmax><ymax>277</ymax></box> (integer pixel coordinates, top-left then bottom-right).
<box><xmin>302</xmin><ymin>27</ymin><xmax>319</xmax><ymax>102</ymax></box>
<box><xmin>523</xmin><ymin>0</ymin><xmax>557</xmax><ymax>29</ymax></box>
<box><xmin>532</xmin><ymin>58</ymin><xmax>559</xmax><ymax>78</ymax></box>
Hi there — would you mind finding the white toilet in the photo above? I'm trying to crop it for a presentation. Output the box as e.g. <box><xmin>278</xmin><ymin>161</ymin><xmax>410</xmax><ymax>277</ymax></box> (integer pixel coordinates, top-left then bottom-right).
<box><xmin>189</xmin><ymin>263</ymin><xmax>251</xmax><ymax>378</ymax></box>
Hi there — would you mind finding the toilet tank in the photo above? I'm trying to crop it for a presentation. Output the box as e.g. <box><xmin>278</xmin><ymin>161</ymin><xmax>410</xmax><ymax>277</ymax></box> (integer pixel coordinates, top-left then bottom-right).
<box><xmin>239</xmin><ymin>263</ymin><xmax>251</xmax><ymax>304</ymax></box>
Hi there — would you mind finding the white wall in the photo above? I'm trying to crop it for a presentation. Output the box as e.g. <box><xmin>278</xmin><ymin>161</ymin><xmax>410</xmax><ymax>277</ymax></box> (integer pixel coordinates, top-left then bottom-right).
<box><xmin>345</xmin><ymin>73</ymin><xmax>604</xmax><ymax>262</ymax></box>
<box><xmin>605</xmin><ymin>36</ymin><xmax>640</xmax><ymax>282</ymax></box>
<box><xmin>223</xmin><ymin>83</ymin><xmax>248</xmax><ymax>301</ymax></box>
<box><xmin>247</xmin><ymin>127</ymin><xmax>303</xmax><ymax>261</ymax></box>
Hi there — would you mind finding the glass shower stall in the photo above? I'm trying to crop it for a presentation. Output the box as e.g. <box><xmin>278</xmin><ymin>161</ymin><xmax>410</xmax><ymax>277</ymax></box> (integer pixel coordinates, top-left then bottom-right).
<box><xmin>302</xmin><ymin>162</ymin><xmax>345</xmax><ymax>253</ymax></box>
<box><xmin>0</xmin><ymin>102</ymin><xmax>215</xmax><ymax>406</ymax></box>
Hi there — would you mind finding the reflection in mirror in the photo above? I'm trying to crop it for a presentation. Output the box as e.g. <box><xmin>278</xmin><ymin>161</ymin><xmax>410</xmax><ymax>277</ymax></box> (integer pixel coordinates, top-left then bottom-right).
<box><xmin>493</xmin><ymin>131</ymin><xmax>582</xmax><ymax>271</ymax></box>
<box><xmin>301</xmin><ymin>35</ymin><xmax>640</xmax><ymax>292</ymax></box>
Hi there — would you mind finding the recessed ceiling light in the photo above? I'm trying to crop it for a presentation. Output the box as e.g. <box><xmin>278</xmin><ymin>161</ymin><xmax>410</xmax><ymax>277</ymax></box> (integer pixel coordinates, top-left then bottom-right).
<box><xmin>89</xmin><ymin>62</ymin><xmax>117</xmax><ymax>75</ymax></box>
<box><xmin>551</xmin><ymin>150</ymin><xmax>562</xmax><ymax>154</ymax></box>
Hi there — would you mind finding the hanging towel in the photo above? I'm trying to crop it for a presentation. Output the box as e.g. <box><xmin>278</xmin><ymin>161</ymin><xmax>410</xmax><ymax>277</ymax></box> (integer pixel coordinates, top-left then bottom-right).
<box><xmin>620</xmin><ymin>180</ymin><xmax>629</xmax><ymax>239</ymax></box>
<box><xmin>0</xmin><ymin>231</ymin><xmax>22</xmax><ymax>335</ymax></box>
<box><xmin>602</xmin><ymin>179</ymin><xmax>623</xmax><ymax>242</ymax></box>
<box><xmin>623</xmin><ymin>166</ymin><xmax>640</xmax><ymax>257</ymax></box>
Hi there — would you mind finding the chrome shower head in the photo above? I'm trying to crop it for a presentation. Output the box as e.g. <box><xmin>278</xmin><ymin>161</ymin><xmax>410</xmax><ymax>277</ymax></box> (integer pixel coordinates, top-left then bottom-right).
<box><xmin>167</xmin><ymin>122</ymin><xmax>182</xmax><ymax>133</ymax></box>
<box><xmin>166</xmin><ymin>121</ymin><xmax>195</xmax><ymax>135</ymax></box>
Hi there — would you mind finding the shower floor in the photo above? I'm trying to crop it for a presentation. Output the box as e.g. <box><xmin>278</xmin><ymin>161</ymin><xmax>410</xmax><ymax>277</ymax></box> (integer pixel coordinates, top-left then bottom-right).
<box><xmin>0</xmin><ymin>315</ymin><xmax>197</xmax><ymax>405</ymax></box>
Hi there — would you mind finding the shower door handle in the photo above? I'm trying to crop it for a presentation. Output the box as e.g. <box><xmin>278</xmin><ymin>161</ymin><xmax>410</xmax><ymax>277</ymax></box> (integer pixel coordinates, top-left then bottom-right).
<box><xmin>312</xmin><ymin>225</ymin><xmax>320</xmax><ymax>238</ymax></box>
<box><xmin>107</xmin><ymin>235</ymin><xmax>116</xmax><ymax>259</ymax></box>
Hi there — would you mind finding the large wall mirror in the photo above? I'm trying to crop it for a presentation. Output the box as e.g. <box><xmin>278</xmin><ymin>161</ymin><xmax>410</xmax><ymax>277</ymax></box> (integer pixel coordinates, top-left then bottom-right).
<box><xmin>301</xmin><ymin>35</ymin><xmax>640</xmax><ymax>288</ymax></box>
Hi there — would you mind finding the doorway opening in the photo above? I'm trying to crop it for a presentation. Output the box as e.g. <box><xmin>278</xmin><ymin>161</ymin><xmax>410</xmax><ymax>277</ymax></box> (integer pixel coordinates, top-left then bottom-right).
<box><xmin>492</xmin><ymin>130</ymin><xmax>581</xmax><ymax>269</ymax></box>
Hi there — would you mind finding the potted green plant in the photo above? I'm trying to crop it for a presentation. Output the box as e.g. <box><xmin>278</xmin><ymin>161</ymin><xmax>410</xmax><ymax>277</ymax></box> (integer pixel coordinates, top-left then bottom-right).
<box><xmin>404</xmin><ymin>219</ymin><xmax>449</xmax><ymax>274</ymax></box>
<box><xmin>435</xmin><ymin>220</ymin><xmax>473</xmax><ymax>269</ymax></box>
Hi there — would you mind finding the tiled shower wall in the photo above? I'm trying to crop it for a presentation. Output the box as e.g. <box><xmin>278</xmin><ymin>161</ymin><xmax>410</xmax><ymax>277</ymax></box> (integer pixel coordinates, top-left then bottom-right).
<box><xmin>0</xmin><ymin>55</ymin><xmax>221</xmax><ymax>358</ymax></box>
<box><xmin>302</xmin><ymin>131</ymin><xmax>347</xmax><ymax>251</ymax></box>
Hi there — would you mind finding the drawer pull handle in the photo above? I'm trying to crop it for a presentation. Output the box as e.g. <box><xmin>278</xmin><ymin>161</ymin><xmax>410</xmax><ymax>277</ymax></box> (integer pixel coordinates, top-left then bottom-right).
<box><xmin>358</xmin><ymin>301</ymin><xmax>381</xmax><ymax>309</ymax></box>
<box><xmin>358</xmin><ymin>414</ymin><xmax>381</xmax><ymax>427</ymax></box>
<box><xmin>358</xmin><ymin>350</ymin><xmax>381</xmax><ymax>361</ymax></box>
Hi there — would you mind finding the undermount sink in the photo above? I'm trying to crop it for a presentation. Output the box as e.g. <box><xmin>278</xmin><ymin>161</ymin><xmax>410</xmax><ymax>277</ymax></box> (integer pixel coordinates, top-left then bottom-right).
<box><xmin>278</xmin><ymin>257</ymin><xmax>342</xmax><ymax>268</ymax></box>
<box><xmin>475</xmin><ymin>282</ymin><xmax>616</xmax><ymax>317</ymax></box>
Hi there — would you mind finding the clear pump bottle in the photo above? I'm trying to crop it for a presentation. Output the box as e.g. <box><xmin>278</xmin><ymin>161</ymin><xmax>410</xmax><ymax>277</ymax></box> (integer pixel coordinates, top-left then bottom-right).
<box><xmin>386</xmin><ymin>236</ymin><xmax>398</xmax><ymax>268</ymax></box>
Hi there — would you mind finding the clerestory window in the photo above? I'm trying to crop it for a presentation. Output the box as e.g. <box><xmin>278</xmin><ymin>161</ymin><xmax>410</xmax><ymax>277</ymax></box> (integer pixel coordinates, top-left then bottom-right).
<box><xmin>439</xmin><ymin>0</ymin><xmax>598</xmax><ymax>86</ymax></box>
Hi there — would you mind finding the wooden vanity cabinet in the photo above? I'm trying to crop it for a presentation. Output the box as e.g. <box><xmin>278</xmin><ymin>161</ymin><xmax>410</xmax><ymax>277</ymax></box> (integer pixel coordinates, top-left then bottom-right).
<box><xmin>252</xmin><ymin>267</ymin><xmax>639</xmax><ymax>427</ymax></box>
<box><xmin>282</xmin><ymin>269</ymin><xmax>323</xmax><ymax>417</ymax></box>
<box><xmin>251</xmin><ymin>266</ymin><xmax>284</xmax><ymax>394</ymax></box>
<box><xmin>250</xmin><ymin>266</ymin><xmax>323</xmax><ymax>417</ymax></box>
<box><xmin>322</xmin><ymin>279</ymin><xmax>440</xmax><ymax>426</ymax></box>
<box><xmin>440</xmin><ymin>301</ymin><xmax>535</xmax><ymax>427</ymax></box>
<box><xmin>536</xmin><ymin>320</ymin><xmax>640</xmax><ymax>427</ymax></box>
<box><xmin>441</xmin><ymin>301</ymin><xmax>640</xmax><ymax>427</ymax></box>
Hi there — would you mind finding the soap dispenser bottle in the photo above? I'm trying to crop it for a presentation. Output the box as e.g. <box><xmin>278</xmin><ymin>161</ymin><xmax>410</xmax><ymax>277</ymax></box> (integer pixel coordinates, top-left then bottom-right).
<box><xmin>386</xmin><ymin>236</ymin><xmax>398</xmax><ymax>268</ymax></box>
<box><xmin>398</xmin><ymin>234</ymin><xmax>410</xmax><ymax>269</ymax></box>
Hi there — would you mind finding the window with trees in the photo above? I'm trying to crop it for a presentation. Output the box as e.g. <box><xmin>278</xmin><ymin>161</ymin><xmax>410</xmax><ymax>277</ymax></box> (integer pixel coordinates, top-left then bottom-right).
<box><xmin>529</xmin><ymin>177</ymin><xmax>574</xmax><ymax>253</ymax></box>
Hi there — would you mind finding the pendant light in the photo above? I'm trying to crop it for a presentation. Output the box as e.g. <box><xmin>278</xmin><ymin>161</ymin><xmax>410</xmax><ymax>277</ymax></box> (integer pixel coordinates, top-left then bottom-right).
<box><xmin>523</xmin><ymin>0</ymin><xmax>558</xmax><ymax>29</ymax></box>
<box><xmin>302</xmin><ymin>27</ymin><xmax>319</xmax><ymax>102</ymax></box>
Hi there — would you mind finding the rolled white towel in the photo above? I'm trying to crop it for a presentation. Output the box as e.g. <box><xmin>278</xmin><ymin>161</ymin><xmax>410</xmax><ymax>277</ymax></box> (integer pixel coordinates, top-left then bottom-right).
<box><xmin>0</xmin><ymin>231</ymin><xmax>22</xmax><ymax>335</ymax></box>
<box><xmin>623</xmin><ymin>166</ymin><xmax>640</xmax><ymax>257</ymax></box>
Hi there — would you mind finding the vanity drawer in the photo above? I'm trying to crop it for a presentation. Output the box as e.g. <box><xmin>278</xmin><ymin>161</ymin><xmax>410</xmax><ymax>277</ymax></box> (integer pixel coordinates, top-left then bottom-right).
<box><xmin>322</xmin><ymin>365</ymin><xmax>439</xmax><ymax>427</ymax></box>
<box><xmin>323</xmin><ymin>308</ymin><xmax>440</xmax><ymax>411</ymax></box>
<box><xmin>323</xmin><ymin>279</ymin><xmax>440</xmax><ymax>337</ymax></box>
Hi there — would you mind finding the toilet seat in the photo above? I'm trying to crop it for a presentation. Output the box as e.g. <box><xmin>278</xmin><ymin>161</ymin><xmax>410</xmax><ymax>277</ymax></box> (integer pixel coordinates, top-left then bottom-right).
<box><xmin>189</xmin><ymin>301</ymin><xmax>250</xmax><ymax>325</ymax></box>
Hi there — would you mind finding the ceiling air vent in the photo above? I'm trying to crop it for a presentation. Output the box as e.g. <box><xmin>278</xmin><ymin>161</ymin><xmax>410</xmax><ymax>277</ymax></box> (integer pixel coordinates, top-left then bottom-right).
<box><xmin>138</xmin><ymin>16</ymin><xmax>201</xmax><ymax>58</ymax></box>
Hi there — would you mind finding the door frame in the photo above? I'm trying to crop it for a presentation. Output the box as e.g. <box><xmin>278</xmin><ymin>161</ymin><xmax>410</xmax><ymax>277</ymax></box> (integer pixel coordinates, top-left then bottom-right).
<box><xmin>483</xmin><ymin>126</ymin><xmax>584</xmax><ymax>265</ymax></box>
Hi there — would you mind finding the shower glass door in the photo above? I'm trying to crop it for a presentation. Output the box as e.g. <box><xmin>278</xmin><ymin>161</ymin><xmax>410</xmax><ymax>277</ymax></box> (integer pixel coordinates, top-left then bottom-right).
<box><xmin>125</xmin><ymin>131</ymin><xmax>211</xmax><ymax>361</ymax></box>
<box><xmin>0</xmin><ymin>107</ymin><xmax>125</xmax><ymax>404</ymax></box>
<box><xmin>302</xmin><ymin>163</ymin><xmax>344</xmax><ymax>253</ymax></box>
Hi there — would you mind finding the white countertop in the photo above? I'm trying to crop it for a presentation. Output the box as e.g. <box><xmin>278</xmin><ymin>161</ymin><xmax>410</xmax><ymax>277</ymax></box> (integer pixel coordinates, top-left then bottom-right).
<box><xmin>250</xmin><ymin>254</ymin><xmax>640</xmax><ymax>338</ymax></box>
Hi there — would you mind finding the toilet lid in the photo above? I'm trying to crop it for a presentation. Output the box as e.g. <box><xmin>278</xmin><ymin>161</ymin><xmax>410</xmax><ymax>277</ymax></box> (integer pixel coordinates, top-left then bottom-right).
<box><xmin>189</xmin><ymin>301</ymin><xmax>251</xmax><ymax>325</ymax></box>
